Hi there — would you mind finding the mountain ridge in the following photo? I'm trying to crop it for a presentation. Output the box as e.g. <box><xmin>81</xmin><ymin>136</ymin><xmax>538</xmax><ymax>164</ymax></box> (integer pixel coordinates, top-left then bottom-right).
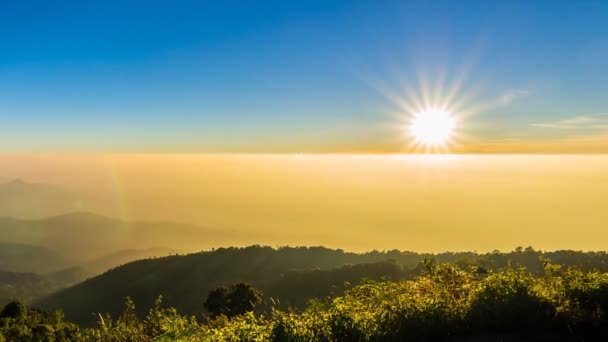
<box><xmin>0</xmin><ymin>210</ymin><xmax>244</xmax><ymax>260</ymax></box>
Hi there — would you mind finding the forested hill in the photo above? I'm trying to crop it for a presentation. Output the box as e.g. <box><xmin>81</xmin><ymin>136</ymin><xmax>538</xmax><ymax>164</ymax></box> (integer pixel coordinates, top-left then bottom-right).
<box><xmin>0</xmin><ymin>267</ymin><xmax>87</xmax><ymax>305</ymax></box>
<box><xmin>36</xmin><ymin>245</ymin><xmax>608</xmax><ymax>326</ymax></box>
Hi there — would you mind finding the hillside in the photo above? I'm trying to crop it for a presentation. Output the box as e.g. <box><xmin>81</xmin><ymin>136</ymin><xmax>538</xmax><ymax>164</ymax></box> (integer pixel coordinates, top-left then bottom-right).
<box><xmin>0</xmin><ymin>239</ymin><xmax>177</xmax><ymax>308</ymax></box>
<box><xmin>36</xmin><ymin>246</ymin><xmax>407</xmax><ymax>325</ymax></box>
<box><xmin>0</xmin><ymin>242</ymin><xmax>176</xmax><ymax>279</ymax></box>
<box><xmin>36</xmin><ymin>245</ymin><xmax>608</xmax><ymax>326</ymax></box>
<box><xmin>0</xmin><ymin>247</ymin><xmax>177</xmax><ymax>308</ymax></box>
<box><xmin>0</xmin><ymin>242</ymin><xmax>67</xmax><ymax>273</ymax></box>
<box><xmin>0</xmin><ymin>267</ymin><xmax>87</xmax><ymax>305</ymax></box>
<box><xmin>0</xmin><ymin>212</ymin><xmax>246</xmax><ymax>262</ymax></box>
<box><xmin>79</xmin><ymin>247</ymin><xmax>178</xmax><ymax>275</ymax></box>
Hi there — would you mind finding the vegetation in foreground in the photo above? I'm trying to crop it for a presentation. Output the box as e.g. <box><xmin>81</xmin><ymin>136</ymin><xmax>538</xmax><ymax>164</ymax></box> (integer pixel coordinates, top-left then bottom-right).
<box><xmin>34</xmin><ymin>245</ymin><xmax>608</xmax><ymax>326</ymax></box>
<box><xmin>3</xmin><ymin>260</ymin><xmax>608</xmax><ymax>341</ymax></box>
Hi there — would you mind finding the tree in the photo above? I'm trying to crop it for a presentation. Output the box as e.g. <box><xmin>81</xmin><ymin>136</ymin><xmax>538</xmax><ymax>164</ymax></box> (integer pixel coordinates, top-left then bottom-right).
<box><xmin>0</xmin><ymin>301</ymin><xmax>26</xmax><ymax>320</ymax></box>
<box><xmin>227</xmin><ymin>282</ymin><xmax>262</xmax><ymax>317</ymax></box>
<box><xmin>204</xmin><ymin>286</ymin><xmax>229</xmax><ymax>318</ymax></box>
<box><xmin>204</xmin><ymin>283</ymin><xmax>262</xmax><ymax>318</ymax></box>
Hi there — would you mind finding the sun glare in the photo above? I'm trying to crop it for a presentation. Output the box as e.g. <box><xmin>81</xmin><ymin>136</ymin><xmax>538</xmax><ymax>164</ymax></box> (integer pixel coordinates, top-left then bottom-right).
<box><xmin>409</xmin><ymin>109</ymin><xmax>455</xmax><ymax>147</ymax></box>
<box><xmin>377</xmin><ymin>63</ymin><xmax>506</xmax><ymax>152</ymax></box>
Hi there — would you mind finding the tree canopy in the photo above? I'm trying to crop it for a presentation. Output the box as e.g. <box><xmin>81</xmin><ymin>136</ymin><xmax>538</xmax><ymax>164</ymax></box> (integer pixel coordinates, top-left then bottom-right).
<box><xmin>204</xmin><ymin>282</ymin><xmax>262</xmax><ymax>318</ymax></box>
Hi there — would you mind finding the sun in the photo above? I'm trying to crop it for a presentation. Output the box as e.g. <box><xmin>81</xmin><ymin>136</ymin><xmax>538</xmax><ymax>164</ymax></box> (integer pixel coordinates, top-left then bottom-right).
<box><xmin>409</xmin><ymin>109</ymin><xmax>455</xmax><ymax>147</ymax></box>
<box><xmin>375</xmin><ymin>66</ymin><xmax>495</xmax><ymax>153</ymax></box>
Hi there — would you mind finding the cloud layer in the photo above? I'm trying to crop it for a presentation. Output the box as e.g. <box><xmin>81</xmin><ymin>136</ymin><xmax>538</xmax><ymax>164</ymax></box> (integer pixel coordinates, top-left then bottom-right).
<box><xmin>531</xmin><ymin>114</ymin><xmax>608</xmax><ymax>130</ymax></box>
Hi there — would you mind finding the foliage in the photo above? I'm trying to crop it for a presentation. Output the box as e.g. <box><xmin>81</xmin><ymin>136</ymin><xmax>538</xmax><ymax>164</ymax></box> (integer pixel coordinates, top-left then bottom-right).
<box><xmin>0</xmin><ymin>268</ymin><xmax>89</xmax><ymax>311</ymax></box>
<box><xmin>36</xmin><ymin>245</ymin><xmax>608</xmax><ymax>326</ymax></box>
<box><xmin>0</xmin><ymin>302</ymin><xmax>83</xmax><ymax>341</ymax></box>
<box><xmin>0</xmin><ymin>301</ymin><xmax>26</xmax><ymax>320</ymax></box>
<box><xmin>8</xmin><ymin>248</ymin><xmax>608</xmax><ymax>340</ymax></box>
<box><xmin>204</xmin><ymin>283</ymin><xmax>263</xmax><ymax>319</ymax></box>
<box><xmin>77</xmin><ymin>295</ymin><xmax>198</xmax><ymax>342</ymax></box>
<box><xmin>204</xmin><ymin>286</ymin><xmax>230</xmax><ymax>318</ymax></box>
<box><xmin>466</xmin><ymin>269</ymin><xmax>555</xmax><ymax>334</ymax></box>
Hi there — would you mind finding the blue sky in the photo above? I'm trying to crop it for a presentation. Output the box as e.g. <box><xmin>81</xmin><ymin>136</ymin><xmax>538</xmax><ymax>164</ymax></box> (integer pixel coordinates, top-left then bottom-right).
<box><xmin>1</xmin><ymin>1</ymin><xmax>607</xmax><ymax>152</ymax></box>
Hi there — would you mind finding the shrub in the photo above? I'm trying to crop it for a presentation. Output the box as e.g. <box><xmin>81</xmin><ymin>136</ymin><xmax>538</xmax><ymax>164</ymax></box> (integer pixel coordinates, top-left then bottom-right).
<box><xmin>5</xmin><ymin>265</ymin><xmax>608</xmax><ymax>340</ymax></box>
<box><xmin>467</xmin><ymin>270</ymin><xmax>555</xmax><ymax>334</ymax></box>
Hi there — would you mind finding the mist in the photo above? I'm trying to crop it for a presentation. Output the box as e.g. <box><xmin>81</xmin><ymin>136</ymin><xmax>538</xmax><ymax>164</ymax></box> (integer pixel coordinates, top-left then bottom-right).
<box><xmin>1</xmin><ymin>154</ymin><xmax>607</xmax><ymax>252</ymax></box>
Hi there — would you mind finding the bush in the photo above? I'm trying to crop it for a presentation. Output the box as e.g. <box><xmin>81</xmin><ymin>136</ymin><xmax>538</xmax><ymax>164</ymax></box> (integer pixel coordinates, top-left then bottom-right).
<box><xmin>5</xmin><ymin>265</ymin><xmax>608</xmax><ymax>340</ymax></box>
<box><xmin>559</xmin><ymin>269</ymin><xmax>608</xmax><ymax>339</ymax></box>
<box><xmin>467</xmin><ymin>270</ymin><xmax>555</xmax><ymax>334</ymax></box>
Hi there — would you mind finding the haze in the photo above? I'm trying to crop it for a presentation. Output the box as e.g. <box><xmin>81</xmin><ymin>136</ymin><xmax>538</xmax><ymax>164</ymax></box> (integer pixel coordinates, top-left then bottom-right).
<box><xmin>1</xmin><ymin>153</ymin><xmax>605</xmax><ymax>253</ymax></box>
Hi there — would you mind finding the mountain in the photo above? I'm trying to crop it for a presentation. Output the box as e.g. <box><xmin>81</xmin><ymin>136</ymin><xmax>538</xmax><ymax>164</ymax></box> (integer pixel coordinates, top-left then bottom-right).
<box><xmin>0</xmin><ymin>212</ymin><xmax>248</xmax><ymax>262</ymax></box>
<box><xmin>36</xmin><ymin>246</ymin><xmax>423</xmax><ymax>325</ymax></box>
<box><xmin>0</xmin><ymin>179</ymin><xmax>87</xmax><ymax>219</ymax></box>
<box><xmin>0</xmin><ymin>242</ymin><xmax>67</xmax><ymax>273</ymax></box>
<box><xmin>35</xmin><ymin>246</ymin><xmax>608</xmax><ymax>326</ymax></box>
<box><xmin>0</xmin><ymin>244</ymin><xmax>177</xmax><ymax>307</ymax></box>
<box><xmin>0</xmin><ymin>267</ymin><xmax>88</xmax><ymax>305</ymax></box>
<box><xmin>0</xmin><ymin>241</ymin><xmax>176</xmax><ymax>274</ymax></box>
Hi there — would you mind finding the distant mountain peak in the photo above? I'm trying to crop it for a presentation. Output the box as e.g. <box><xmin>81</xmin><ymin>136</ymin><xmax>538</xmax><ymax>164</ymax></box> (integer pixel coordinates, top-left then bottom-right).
<box><xmin>0</xmin><ymin>178</ymin><xmax>96</xmax><ymax>220</ymax></box>
<box><xmin>2</xmin><ymin>178</ymin><xmax>50</xmax><ymax>188</ymax></box>
<box><xmin>6</xmin><ymin>178</ymin><xmax>27</xmax><ymax>186</ymax></box>
<box><xmin>45</xmin><ymin>211</ymin><xmax>120</xmax><ymax>223</ymax></box>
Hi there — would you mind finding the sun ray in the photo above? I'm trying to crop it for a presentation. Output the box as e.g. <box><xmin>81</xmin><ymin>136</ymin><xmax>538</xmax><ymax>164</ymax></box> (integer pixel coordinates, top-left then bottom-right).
<box><xmin>381</xmin><ymin>69</ymin><xmax>490</xmax><ymax>153</ymax></box>
<box><xmin>368</xmin><ymin>45</ymin><xmax>507</xmax><ymax>154</ymax></box>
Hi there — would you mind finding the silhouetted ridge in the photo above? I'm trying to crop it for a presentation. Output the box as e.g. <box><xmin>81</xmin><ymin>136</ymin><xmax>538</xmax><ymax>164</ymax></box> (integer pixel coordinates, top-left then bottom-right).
<box><xmin>44</xmin><ymin>211</ymin><xmax>121</xmax><ymax>225</ymax></box>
